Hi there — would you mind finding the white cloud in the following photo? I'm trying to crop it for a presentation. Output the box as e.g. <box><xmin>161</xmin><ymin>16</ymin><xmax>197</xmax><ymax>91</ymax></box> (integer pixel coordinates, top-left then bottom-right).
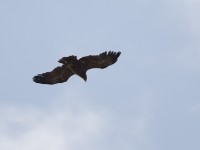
<box><xmin>184</xmin><ymin>0</ymin><xmax>200</xmax><ymax>35</ymax></box>
<box><xmin>0</xmin><ymin>86</ymin><xmax>157</xmax><ymax>150</ymax></box>
<box><xmin>0</xmin><ymin>103</ymin><xmax>109</xmax><ymax>150</ymax></box>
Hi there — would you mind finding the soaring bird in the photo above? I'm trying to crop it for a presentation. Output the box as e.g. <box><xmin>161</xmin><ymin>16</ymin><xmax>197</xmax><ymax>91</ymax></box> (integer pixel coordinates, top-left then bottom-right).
<box><xmin>32</xmin><ymin>51</ymin><xmax>121</xmax><ymax>85</ymax></box>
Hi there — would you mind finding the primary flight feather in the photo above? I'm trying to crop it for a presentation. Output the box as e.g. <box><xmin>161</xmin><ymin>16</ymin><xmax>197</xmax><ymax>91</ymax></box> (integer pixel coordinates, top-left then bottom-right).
<box><xmin>32</xmin><ymin>51</ymin><xmax>121</xmax><ymax>85</ymax></box>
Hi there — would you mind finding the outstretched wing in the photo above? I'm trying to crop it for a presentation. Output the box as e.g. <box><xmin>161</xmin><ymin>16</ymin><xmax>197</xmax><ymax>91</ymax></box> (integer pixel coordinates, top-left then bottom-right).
<box><xmin>79</xmin><ymin>51</ymin><xmax>121</xmax><ymax>71</ymax></box>
<box><xmin>32</xmin><ymin>65</ymin><xmax>74</xmax><ymax>85</ymax></box>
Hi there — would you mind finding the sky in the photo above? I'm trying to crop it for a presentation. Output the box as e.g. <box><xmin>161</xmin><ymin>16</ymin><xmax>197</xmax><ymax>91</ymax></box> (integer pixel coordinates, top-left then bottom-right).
<box><xmin>0</xmin><ymin>0</ymin><xmax>200</xmax><ymax>150</ymax></box>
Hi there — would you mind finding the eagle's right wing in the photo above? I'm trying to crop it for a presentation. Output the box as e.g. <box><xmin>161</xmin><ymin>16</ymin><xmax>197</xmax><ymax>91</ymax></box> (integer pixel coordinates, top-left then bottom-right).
<box><xmin>79</xmin><ymin>51</ymin><xmax>121</xmax><ymax>71</ymax></box>
<box><xmin>32</xmin><ymin>65</ymin><xmax>74</xmax><ymax>85</ymax></box>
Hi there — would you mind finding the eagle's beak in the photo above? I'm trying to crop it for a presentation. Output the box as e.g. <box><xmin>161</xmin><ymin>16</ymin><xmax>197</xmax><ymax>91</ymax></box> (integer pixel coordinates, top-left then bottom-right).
<box><xmin>58</xmin><ymin>58</ymin><xmax>67</xmax><ymax>64</ymax></box>
<box><xmin>58</xmin><ymin>59</ymin><xmax>62</xmax><ymax>63</ymax></box>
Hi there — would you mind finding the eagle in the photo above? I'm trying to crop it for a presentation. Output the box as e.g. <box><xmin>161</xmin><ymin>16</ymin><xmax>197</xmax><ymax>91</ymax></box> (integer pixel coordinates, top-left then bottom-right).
<box><xmin>32</xmin><ymin>51</ymin><xmax>121</xmax><ymax>85</ymax></box>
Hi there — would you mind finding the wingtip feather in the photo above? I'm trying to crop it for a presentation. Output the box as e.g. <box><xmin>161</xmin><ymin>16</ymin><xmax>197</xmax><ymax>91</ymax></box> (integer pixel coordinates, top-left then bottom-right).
<box><xmin>116</xmin><ymin>51</ymin><xmax>121</xmax><ymax>58</ymax></box>
<box><xmin>107</xmin><ymin>51</ymin><xmax>121</xmax><ymax>58</ymax></box>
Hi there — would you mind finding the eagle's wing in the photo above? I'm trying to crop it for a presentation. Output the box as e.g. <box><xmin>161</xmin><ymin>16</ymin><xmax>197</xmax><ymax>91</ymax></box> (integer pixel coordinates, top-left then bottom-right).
<box><xmin>32</xmin><ymin>65</ymin><xmax>74</xmax><ymax>84</ymax></box>
<box><xmin>79</xmin><ymin>51</ymin><xmax>121</xmax><ymax>71</ymax></box>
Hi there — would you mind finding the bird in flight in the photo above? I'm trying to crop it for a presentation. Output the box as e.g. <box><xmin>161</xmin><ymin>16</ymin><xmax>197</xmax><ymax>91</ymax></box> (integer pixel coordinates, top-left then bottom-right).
<box><xmin>32</xmin><ymin>51</ymin><xmax>121</xmax><ymax>85</ymax></box>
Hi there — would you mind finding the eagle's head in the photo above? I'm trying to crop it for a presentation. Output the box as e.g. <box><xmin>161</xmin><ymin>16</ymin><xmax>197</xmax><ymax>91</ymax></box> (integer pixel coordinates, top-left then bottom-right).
<box><xmin>58</xmin><ymin>55</ymin><xmax>77</xmax><ymax>65</ymax></box>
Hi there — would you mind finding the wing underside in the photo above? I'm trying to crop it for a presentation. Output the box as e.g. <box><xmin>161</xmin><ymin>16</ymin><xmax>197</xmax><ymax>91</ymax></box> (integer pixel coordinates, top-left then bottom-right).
<box><xmin>33</xmin><ymin>66</ymin><xmax>74</xmax><ymax>84</ymax></box>
<box><xmin>79</xmin><ymin>51</ymin><xmax>121</xmax><ymax>70</ymax></box>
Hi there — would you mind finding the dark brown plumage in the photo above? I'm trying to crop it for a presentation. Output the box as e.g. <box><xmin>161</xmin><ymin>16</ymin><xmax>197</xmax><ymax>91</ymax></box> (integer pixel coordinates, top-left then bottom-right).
<box><xmin>32</xmin><ymin>51</ymin><xmax>121</xmax><ymax>85</ymax></box>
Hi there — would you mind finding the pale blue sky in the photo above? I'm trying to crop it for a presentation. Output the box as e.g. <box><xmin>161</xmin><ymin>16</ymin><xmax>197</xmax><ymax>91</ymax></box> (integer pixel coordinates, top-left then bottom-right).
<box><xmin>0</xmin><ymin>0</ymin><xmax>200</xmax><ymax>150</ymax></box>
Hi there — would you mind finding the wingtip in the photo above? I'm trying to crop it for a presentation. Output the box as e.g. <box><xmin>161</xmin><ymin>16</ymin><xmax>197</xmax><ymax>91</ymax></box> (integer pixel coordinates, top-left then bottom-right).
<box><xmin>116</xmin><ymin>51</ymin><xmax>121</xmax><ymax>58</ymax></box>
<box><xmin>32</xmin><ymin>75</ymin><xmax>40</xmax><ymax>83</ymax></box>
<box><xmin>32</xmin><ymin>76</ymin><xmax>36</xmax><ymax>82</ymax></box>
<box><xmin>32</xmin><ymin>75</ymin><xmax>46</xmax><ymax>84</ymax></box>
<box><xmin>110</xmin><ymin>51</ymin><xmax>121</xmax><ymax>58</ymax></box>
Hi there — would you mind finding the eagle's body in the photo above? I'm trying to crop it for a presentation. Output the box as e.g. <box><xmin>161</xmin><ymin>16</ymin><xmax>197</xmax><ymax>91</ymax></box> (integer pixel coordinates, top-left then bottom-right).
<box><xmin>33</xmin><ymin>51</ymin><xmax>121</xmax><ymax>85</ymax></box>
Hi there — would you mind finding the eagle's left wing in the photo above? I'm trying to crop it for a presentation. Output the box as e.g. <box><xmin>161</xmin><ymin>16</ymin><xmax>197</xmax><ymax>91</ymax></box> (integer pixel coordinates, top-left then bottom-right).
<box><xmin>33</xmin><ymin>65</ymin><xmax>74</xmax><ymax>85</ymax></box>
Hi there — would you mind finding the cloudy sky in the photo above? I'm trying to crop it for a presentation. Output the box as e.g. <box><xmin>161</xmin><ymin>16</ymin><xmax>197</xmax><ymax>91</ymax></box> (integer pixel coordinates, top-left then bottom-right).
<box><xmin>0</xmin><ymin>0</ymin><xmax>200</xmax><ymax>150</ymax></box>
